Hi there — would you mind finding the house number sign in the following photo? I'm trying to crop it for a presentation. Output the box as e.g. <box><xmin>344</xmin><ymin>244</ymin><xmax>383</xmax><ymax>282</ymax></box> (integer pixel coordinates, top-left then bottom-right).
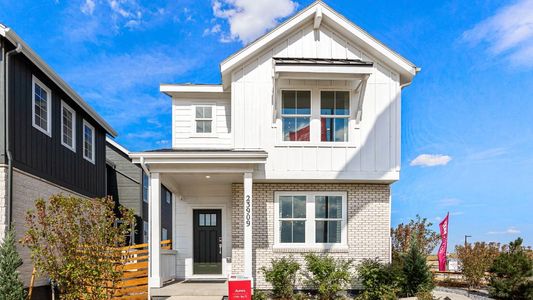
<box><xmin>245</xmin><ymin>195</ymin><xmax>251</xmax><ymax>227</ymax></box>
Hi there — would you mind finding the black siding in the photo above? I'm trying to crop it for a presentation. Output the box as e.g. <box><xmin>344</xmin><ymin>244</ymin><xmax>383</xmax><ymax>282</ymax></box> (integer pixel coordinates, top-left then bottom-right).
<box><xmin>7</xmin><ymin>45</ymin><xmax>106</xmax><ymax>197</ymax></box>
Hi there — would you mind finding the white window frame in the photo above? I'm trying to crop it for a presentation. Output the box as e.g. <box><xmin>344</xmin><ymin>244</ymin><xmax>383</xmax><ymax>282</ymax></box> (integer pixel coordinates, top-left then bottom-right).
<box><xmin>192</xmin><ymin>104</ymin><xmax>216</xmax><ymax>135</ymax></box>
<box><xmin>60</xmin><ymin>100</ymin><xmax>76</xmax><ymax>152</ymax></box>
<box><xmin>82</xmin><ymin>120</ymin><xmax>95</xmax><ymax>164</ymax></box>
<box><xmin>32</xmin><ymin>75</ymin><xmax>52</xmax><ymax>137</ymax></box>
<box><xmin>274</xmin><ymin>191</ymin><xmax>348</xmax><ymax>250</ymax></box>
<box><xmin>319</xmin><ymin>90</ymin><xmax>351</xmax><ymax>142</ymax></box>
<box><xmin>280</xmin><ymin>89</ymin><xmax>312</xmax><ymax>142</ymax></box>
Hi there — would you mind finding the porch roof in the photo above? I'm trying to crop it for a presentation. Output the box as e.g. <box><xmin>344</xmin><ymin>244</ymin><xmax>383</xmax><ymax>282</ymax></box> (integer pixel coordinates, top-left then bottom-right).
<box><xmin>130</xmin><ymin>149</ymin><xmax>268</xmax><ymax>165</ymax></box>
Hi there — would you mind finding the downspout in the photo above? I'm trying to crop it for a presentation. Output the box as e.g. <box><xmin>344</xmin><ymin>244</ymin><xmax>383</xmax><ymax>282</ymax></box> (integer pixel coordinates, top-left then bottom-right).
<box><xmin>4</xmin><ymin>42</ymin><xmax>22</xmax><ymax>229</ymax></box>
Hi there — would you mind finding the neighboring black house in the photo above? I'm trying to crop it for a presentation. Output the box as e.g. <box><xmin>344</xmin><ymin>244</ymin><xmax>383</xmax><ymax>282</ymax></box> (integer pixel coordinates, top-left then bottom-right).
<box><xmin>0</xmin><ymin>24</ymin><xmax>117</xmax><ymax>291</ymax></box>
<box><xmin>106</xmin><ymin>138</ymin><xmax>173</xmax><ymax>245</ymax></box>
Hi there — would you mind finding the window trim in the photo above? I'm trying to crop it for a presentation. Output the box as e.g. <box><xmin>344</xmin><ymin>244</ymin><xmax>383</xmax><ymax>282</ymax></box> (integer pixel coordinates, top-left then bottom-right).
<box><xmin>274</xmin><ymin>191</ymin><xmax>348</xmax><ymax>250</ymax></box>
<box><xmin>31</xmin><ymin>75</ymin><xmax>52</xmax><ymax>137</ymax></box>
<box><xmin>60</xmin><ymin>100</ymin><xmax>76</xmax><ymax>152</ymax></box>
<box><xmin>192</xmin><ymin>104</ymin><xmax>216</xmax><ymax>135</ymax></box>
<box><xmin>320</xmin><ymin>90</ymin><xmax>351</xmax><ymax>143</ymax></box>
<box><xmin>82</xmin><ymin>120</ymin><xmax>95</xmax><ymax>164</ymax></box>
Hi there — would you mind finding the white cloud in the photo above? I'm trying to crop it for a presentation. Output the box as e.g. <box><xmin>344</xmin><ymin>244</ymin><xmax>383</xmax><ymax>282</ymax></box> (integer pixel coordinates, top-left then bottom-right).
<box><xmin>462</xmin><ymin>0</ymin><xmax>533</xmax><ymax>67</ymax></box>
<box><xmin>203</xmin><ymin>24</ymin><xmax>222</xmax><ymax>36</ymax></box>
<box><xmin>410</xmin><ymin>154</ymin><xmax>452</xmax><ymax>167</ymax></box>
<box><xmin>80</xmin><ymin>0</ymin><xmax>96</xmax><ymax>15</ymax></box>
<box><xmin>212</xmin><ymin>0</ymin><xmax>298</xmax><ymax>44</ymax></box>
<box><xmin>487</xmin><ymin>227</ymin><xmax>521</xmax><ymax>235</ymax></box>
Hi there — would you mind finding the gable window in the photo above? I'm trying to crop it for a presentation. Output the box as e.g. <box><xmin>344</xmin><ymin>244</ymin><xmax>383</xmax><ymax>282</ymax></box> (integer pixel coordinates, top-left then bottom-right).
<box><xmin>282</xmin><ymin>90</ymin><xmax>311</xmax><ymax>141</ymax></box>
<box><xmin>82</xmin><ymin>120</ymin><xmax>95</xmax><ymax>163</ymax></box>
<box><xmin>195</xmin><ymin>105</ymin><xmax>213</xmax><ymax>133</ymax></box>
<box><xmin>32</xmin><ymin>76</ymin><xmax>52</xmax><ymax>136</ymax></box>
<box><xmin>61</xmin><ymin>101</ymin><xmax>76</xmax><ymax>151</ymax></box>
<box><xmin>321</xmin><ymin>91</ymin><xmax>350</xmax><ymax>142</ymax></box>
<box><xmin>275</xmin><ymin>192</ymin><xmax>347</xmax><ymax>248</ymax></box>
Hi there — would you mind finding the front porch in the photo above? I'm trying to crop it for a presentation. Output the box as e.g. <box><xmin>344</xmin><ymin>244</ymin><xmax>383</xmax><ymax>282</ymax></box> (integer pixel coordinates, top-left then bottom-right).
<box><xmin>129</xmin><ymin>150</ymin><xmax>267</xmax><ymax>296</ymax></box>
<box><xmin>151</xmin><ymin>279</ymin><xmax>228</xmax><ymax>300</ymax></box>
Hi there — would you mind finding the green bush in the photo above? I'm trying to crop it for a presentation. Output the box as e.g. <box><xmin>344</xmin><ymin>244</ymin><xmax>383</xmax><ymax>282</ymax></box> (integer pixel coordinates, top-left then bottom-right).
<box><xmin>303</xmin><ymin>253</ymin><xmax>353</xmax><ymax>300</ymax></box>
<box><xmin>0</xmin><ymin>227</ymin><xmax>27</xmax><ymax>300</ymax></box>
<box><xmin>252</xmin><ymin>290</ymin><xmax>268</xmax><ymax>300</ymax></box>
<box><xmin>415</xmin><ymin>290</ymin><xmax>435</xmax><ymax>300</ymax></box>
<box><xmin>400</xmin><ymin>240</ymin><xmax>434</xmax><ymax>297</ymax></box>
<box><xmin>355</xmin><ymin>259</ymin><xmax>398</xmax><ymax>300</ymax></box>
<box><xmin>489</xmin><ymin>238</ymin><xmax>533</xmax><ymax>300</ymax></box>
<box><xmin>261</xmin><ymin>256</ymin><xmax>300</xmax><ymax>299</ymax></box>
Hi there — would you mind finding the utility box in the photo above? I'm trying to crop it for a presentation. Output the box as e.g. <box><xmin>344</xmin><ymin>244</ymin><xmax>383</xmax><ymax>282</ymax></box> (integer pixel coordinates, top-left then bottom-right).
<box><xmin>228</xmin><ymin>274</ymin><xmax>252</xmax><ymax>300</ymax></box>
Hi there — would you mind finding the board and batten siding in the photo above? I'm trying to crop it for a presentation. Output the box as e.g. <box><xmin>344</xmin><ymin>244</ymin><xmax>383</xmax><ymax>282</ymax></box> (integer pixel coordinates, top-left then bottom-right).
<box><xmin>172</xmin><ymin>96</ymin><xmax>232</xmax><ymax>148</ymax></box>
<box><xmin>8</xmin><ymin>51</ymin><xmax>107</xmax><ymax>197</ymax></box>
<box><xmin>230</xmin><ymin>21</ymin><xmax>401</xmax><ymax>180</ymax></box>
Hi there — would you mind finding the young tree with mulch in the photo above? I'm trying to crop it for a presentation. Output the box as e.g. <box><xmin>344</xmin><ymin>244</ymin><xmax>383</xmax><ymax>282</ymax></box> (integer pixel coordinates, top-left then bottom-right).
<box><xmin>391</xmin><ymin>215</ymin><xmax>440</xmax><ymax>262</ymax></box>
<box><xmin>21</xmin><ymin>195</ymin><xmax>135</xmax><ymax>300</ymax></box>
<box><xmin>0</xmin><ymin>227</ymin><xmax>26</xmax><ymax>300</ymax></box>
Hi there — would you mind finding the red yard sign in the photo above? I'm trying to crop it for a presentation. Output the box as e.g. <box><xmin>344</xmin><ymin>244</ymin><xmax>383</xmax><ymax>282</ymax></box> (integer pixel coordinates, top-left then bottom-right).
<box><xmin>228</xmin><ymin>275</ymin><xmax>252</xmax><ymax>300</ymax></box>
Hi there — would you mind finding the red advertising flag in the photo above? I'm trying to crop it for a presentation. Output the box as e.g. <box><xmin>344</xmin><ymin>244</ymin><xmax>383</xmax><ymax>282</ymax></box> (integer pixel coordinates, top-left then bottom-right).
<box><xmin>437</xmin><ymin>213</ymin><xmax>449</xmax><ymax>271</ymax></box>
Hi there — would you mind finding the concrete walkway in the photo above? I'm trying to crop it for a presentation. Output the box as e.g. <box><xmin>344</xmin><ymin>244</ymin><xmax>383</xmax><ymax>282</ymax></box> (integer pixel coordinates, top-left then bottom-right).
<box><xmin>151</xmin><ymin>279</ymin><xmax>227</xmax><ymax>300</ymax></box>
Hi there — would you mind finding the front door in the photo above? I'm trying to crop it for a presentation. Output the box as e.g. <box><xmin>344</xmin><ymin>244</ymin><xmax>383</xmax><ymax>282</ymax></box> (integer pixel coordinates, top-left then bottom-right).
<box><xmin>193</xmin><ymin>209</ymin><xmax>222</xmax><ymax>274</ymax></box>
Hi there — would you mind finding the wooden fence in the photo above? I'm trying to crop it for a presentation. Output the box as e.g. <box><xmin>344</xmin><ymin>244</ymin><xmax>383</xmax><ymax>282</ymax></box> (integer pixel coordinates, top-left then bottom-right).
<box><xmin>28</xmin><ymin>240</ymin><xmax>172</xmax><ymax>300</ymax></box>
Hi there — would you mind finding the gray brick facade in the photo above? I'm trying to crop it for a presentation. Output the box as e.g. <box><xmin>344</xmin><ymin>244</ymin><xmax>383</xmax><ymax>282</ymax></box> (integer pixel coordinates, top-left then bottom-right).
<box><xmin>231</xmin><ymin>183</ymin><xmax>391</xmax><ymax>289</ymax></box>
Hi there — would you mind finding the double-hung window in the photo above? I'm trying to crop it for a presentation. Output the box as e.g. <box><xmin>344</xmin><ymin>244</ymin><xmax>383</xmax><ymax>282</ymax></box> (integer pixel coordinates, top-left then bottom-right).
<box><xmin>82</xmin><ymin>120</ymin><xmax>95</xmax><ymax>163</ymax></box>
<box><xmin>281</xmin><ymin>90</ymin><xmax>311</xmax><ymax>141</ymax></box>
<box><xmin>32</xmin><ymin>76</ymin><xmax>52</xmax><ymax>136</ymax></box>
<box><xmin>61</xmin><ymin>101</ymin><xmax>76</xmax><ymax>151</ymax></box>
<box><xmin>195</xmin><ymin>105</ymin><xmax>213</xmax><ymax>133</ymax></box>
<box><xmin>321</xmin><ymin>91</ymin><xmax>350</xmax><ymax>142</ymax></box>
<box><xmin>275</xmin><ymin>192</ymin><xmax>347</xmax><ymax>247</ymax></box>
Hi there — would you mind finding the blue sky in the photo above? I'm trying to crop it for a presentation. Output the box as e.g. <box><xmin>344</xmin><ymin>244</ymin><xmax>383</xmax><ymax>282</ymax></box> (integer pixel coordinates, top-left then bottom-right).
<box><xmin>1</xmin><ymin>0</ymin><xmax>532</xmax><ymax>250</ymax></box>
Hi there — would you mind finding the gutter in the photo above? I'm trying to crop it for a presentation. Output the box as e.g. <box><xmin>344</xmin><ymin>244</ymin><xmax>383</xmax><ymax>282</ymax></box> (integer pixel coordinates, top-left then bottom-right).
<box><xmin>4</xmin><ymin>41</ymin><xmax>22</xmax><ymax>228</ymax></box>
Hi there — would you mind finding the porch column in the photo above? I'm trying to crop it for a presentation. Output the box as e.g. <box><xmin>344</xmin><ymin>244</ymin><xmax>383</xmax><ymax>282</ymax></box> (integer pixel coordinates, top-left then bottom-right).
<box><xmin>149</xmin><ymin>172</ymin><xmax>162</xmax><ymax>288</ymax></box>
<box><xmin>243</xmin><ymin>172</ymin><xmax>253</xmax><ymax>277</ymax></box>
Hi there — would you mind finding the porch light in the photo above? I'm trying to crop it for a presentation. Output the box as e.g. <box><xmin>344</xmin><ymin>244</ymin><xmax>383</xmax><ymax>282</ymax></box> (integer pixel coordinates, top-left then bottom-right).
<box><xmin>205</xmin><ymin>175</ymin><xmax>211</xmax><ymax>179</ymax></box>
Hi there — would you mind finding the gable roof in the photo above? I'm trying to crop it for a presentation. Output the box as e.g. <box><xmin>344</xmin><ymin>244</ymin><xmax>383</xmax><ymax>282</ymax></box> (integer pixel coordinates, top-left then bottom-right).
<box><xmin>0</xmin><ymin>24</ymin><xmax>118</xmax><ymax>137</ymax></box>
<box><xmin>220</xmin><ymin>0</ymin><xmax>419</xmax><ymax>86</ymax></box>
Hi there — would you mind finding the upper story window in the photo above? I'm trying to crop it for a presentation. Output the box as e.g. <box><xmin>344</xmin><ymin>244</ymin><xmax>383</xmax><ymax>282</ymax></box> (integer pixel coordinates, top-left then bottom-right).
<box><xmin>282</xmin><ymin>90</ymin><xmax>311</xmax><ymax>141</ymax></box>
<box><xmin>82</xmin><ymin>120</ymin><xmax>95</xmax><ymax>164</ymax></box>
<box><xmin>274</xmin><ymin>192</ymin><xmax>347</xmax><ymax>248</ymax></box>
<box><xmin>142</xmin><ymin>172</ymin><xmax>149</xmax><ymax>203</ymax></box>
<box><xmin>321</xmin><ymin>91</ymin><xmax>350</xmax><ymax>142</ymax></box>
<box><xmin>195</xmin><ymin>105</ymin><xmax>213</xmax><ymax>133</ymax></box>
<box><xmin>61</xmin><ymin>101</ymin><xmax>76</xmax><ymax>152</ymax></box>
<box><xmin>32</xmin><ymin>75</ymin><xmax>52</xmax><ymax>136</ymax></box>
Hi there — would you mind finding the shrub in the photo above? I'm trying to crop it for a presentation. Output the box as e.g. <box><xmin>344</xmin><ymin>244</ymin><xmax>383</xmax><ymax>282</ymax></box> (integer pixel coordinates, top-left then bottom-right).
<box><xmin>303</xmin><ymin>253</ymin><xmax>353</xmax><ymax>300</ymax></box>
<box><xmin>261</xmin><ymin>256</ymin><xmax>300</xmax><ymax>299</ymax></box>
<box><xmin>355</xmin><ymin>259</ymin><xmax>399</xmax><ymax>300</ymax></box>
<box><xmin>21</xmin><ymin>195</ymin><xmax>135</xmax><ymax>300</ymax></box>
<box><xmin>391</xmin><ymin>215</ymin><xmax>440</xmax><ymax>263</ymax></box>
<box><xmin>455</xmin><ymin>241</ymin><xmax>499</xmax><ymax>288</ymax></box>
<box><xmin>489</xmin><ymin>238</ymin><xmax>533</xmax><ymax>299</ymax></box>
<box><xmin>0</xmin><ymin>227</ymin><xmax>26</xmax><ymax>300</ymax></box>
<box><xmin>415</xmin><ymin>290</ymin><xmax>435</xmax><ymax>300</ymax></box>
<box><xmin>401</xmin><ymin>240</ymin><xmax>434</xmax><ymax>297</ymax></box>
<box><xmin>252</xmin><ymin>290</ymin><xmax>268</xmax><ymax>300</ymax></box>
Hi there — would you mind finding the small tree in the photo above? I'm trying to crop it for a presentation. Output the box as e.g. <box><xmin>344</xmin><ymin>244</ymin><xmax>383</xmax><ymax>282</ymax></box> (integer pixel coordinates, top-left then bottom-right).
<box><xmin>261</xmin><ymin>256</ymin><xmax>300</xmax><ymax>299</ymax></box>
<box><xmin>355</xmin><ymin>259</ymin><xmax>399</xmax><ymax>300</ymax></box>
<box><xmin>0</xmin><ymin>227</ymin><xmax>26</xmax><ymax>300</ymax></box>
<box><xmin>455</xmin><ymin>241</ymin><xmax>499</xmax><ymax>288</ymax></box>
<box><xmin>401</xmin><ymin>240</ymin><xmax>434</xmax><ymax>297</ymax></box>
<box><xmin>391</xmin><ymin>215</ymin><xmax>440</xmax><ymax>262</ymax></box>
<box><xmin>489</xmin><ymin>238</ymin><xmax>533</xmax><ymax>299</ymax></box>
<box><xmin>303</xmin><ymin>253</ymin><xmax>352</xmax><ymax>300</ymax></box>
<box><xmin>21</xmin><ymin>195</ymin><xmax>135</xmax><ymax>300</ymax></box>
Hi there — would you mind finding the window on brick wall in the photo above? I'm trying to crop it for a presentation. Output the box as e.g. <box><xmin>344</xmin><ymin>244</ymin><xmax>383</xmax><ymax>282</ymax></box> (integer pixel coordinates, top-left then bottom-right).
<box><xmin>274</xmin><ymin>192</ymin><xmax>347</xmax><ymax>248</ymax></box>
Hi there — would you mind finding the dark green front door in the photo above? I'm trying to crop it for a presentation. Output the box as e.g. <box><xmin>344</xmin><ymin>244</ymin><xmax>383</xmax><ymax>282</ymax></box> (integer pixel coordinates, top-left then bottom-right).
<box><xmin>193</xmin><ymin>209</ymin><xmax>222</xmax><ymax>274</ymax></box>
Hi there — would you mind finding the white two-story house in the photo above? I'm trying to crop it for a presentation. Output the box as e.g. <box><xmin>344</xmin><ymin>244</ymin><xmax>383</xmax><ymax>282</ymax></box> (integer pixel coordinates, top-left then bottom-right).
<box><xmin>129</xmin><ymin>0</ymin><xmax>418</xmax><ymax>293</ymax></box>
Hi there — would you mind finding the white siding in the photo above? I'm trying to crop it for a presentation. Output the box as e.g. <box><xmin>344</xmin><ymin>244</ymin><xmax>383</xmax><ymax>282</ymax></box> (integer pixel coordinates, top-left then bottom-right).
<box><xmin>230</xmin><ymin>21</ymin><xmax>401</xmax><ymax>181</ymax></box>
<box><xmin>172</xmin><ymin>97</ymin><xmax>232</xmax><ymax>148</ymax></box>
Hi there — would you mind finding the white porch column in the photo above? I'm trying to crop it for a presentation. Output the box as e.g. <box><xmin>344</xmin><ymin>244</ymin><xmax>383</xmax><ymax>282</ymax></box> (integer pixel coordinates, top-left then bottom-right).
<box><xmin>149</xmin><ymin>172</ymin><xmax>162</xmax><ymax>288</ymax></box>
<box><xmin>243</xmin><ymin>172</ymin><xmax>253</xmax><ymax>277</ymax></box>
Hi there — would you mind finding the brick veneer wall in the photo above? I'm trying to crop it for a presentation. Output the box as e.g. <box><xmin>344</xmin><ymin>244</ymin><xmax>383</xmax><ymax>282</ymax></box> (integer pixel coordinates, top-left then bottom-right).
<box><xmin>9</xmin><ymin>168</ymin><xmax>87</xmax><ymax>287</ymax></box>
<box><xmin>231</xmin><ymin>183</ymin><xmax>391</xmax><ymax>289</ymax></box>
